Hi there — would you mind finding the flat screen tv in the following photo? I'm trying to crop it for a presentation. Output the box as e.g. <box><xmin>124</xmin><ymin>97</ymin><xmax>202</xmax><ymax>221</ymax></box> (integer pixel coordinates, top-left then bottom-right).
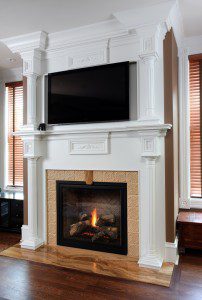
<box><xmin>47</xmin><ymin>61</ymin><xmax>129</xmax><ymax>125</ymax></box>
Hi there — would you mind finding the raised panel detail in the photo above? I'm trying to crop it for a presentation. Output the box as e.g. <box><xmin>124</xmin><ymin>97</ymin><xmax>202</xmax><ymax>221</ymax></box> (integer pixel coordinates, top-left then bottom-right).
<box><xmin>69</xmin><ymin>134</ymin><xmax>109</xmax><ymax>155</ymax></box>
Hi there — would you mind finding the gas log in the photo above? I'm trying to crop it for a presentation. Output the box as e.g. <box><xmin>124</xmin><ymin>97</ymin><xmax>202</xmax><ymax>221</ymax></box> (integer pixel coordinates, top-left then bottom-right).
<box><xmin>69</xmin><ymin>213</ymin><xmax>118</xmax><ymax>242</ymax></box>
<box><xmin>70</xmin><ymin>220</ymin><xmax>91</xmax><ymax>236</ymax></box>
<box><xmin>79</xmin><ymin>213</ymin><xmax>89</xmax><ymax>221</ymax></box>
<box><xmin>96</xmin><ymin>214</ymin><xmax>115</xmax><ymax>226</ymax></box>
<box><xmin>92</xmin><ymin>226</ymin><xmax>118</xmax><ymax>242</ymax></box>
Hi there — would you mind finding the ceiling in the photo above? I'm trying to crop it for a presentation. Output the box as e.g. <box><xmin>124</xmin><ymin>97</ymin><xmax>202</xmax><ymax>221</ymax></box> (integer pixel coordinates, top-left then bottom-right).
<box><xmin>0</xmin><ymin>0</ymin><xmax>201</xmax><ymax>70</ymax></box>
<box><xmin>179</xmin><ymin>0</ymin><xmax>202</xmax><ymax>37</ymax></box>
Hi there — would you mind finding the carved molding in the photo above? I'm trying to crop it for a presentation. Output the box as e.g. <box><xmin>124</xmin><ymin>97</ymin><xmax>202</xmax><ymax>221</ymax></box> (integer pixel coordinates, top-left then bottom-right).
<box><xmin>138</xmin><ymin>129</ymin><xmax>168</xmax><ymax>158</ymax></box>
<box><xmin>22</xmin><ymin>136</ymin><xmax>43</xmax><ymax>158</ymax></box>
<box><xmin>69</xmin><ymin>134</ymin><xmax>109</xmax><ymax>155</ymax></box>
<box><xmin>68</xmin><ymin>49</ymin><xmax>108</xmax><ymax>69</ymax></box>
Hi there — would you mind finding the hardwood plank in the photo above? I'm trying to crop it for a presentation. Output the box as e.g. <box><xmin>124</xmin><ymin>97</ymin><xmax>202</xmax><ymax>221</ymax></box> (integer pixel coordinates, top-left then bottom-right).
<box><xmin>0</xmin><ymin>232</ymin><xmax>20</xmax><ymax>252</ymax></box>
<box><xmin>0</xmin><ymin>251</ymin><xmax>200</xmax><ymax>299</ymax></box>
<box><xmin>0</xmin><ymin>244</ymin><xmax>174</xmax><ymax>287</ymax></box>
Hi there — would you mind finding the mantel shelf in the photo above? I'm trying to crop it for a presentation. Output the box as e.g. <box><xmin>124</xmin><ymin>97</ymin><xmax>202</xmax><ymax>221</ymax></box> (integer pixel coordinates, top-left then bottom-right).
<box><xmin>13</xmin><ymin>121</ymin><xmax>172</xmax><ymax>137</ymax></box>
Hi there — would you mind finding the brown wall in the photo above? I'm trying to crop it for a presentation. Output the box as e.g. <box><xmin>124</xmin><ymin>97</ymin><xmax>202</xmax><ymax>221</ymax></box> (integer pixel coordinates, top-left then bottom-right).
<box><xmin>164</xmin><ymin>29</ymin><xmax>179</xmax><ymax>243</ymax></box>
<box><xmin>23</xmin><ymin>76</ymin><xmax>28</xmax><ymax>225</ymax></box>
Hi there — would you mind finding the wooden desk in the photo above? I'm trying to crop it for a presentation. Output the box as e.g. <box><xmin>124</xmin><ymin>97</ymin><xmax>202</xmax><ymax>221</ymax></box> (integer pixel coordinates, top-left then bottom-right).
<box><xmin>177</xmin><ymin>211</ymin><xmax>202</xmax><ymax>253</ymax></box>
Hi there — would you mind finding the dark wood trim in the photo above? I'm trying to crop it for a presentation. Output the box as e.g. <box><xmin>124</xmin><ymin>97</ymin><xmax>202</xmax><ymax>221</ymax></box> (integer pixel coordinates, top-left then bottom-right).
<box><xmin>200</xmin><ymin>61</ymin><xmax>202</xmax><ymax>196</ymax></box>
<box><xmin>23</xmin><ymin>77</ymin><xmax>28</xmax><ymax>225</ymax></box>
<box><xmin>189</xmin><ymin>54</ymin><xmax>202</xmax><ymax>61</ymax></box>
<box><xmin>163</xmin><ymin>29</ymin><xmax>179</xmax><ymax>243</ymax></box>
<box><xmin>5</xmin><ymin>81</ymin><xmax>23</xmax><ymax>88</ymax></box>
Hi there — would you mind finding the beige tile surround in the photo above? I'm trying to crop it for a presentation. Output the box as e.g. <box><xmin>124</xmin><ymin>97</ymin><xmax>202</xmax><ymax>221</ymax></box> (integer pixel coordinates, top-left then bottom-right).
<box><xmin>46</xmin><ymin>170</ymin><xmax>139</xmax><ymax>259</ymax></box>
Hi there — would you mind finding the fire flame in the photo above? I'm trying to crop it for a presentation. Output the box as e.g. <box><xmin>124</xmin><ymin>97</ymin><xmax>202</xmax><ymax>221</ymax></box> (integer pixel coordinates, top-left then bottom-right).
<box><xmin>91</xmin><ymin>208</ymin><xmax>98</xmax><ymax>227</ymax></box>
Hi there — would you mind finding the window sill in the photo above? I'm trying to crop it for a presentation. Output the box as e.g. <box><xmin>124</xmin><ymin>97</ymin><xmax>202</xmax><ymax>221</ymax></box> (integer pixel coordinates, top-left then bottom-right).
<box><xmin>5</xmin><ymin>186</ymin><xmax>23</xmax><ymax>193</ymax></box>
<box><xmin>190</xmin><ymin>198</ymin><xmax>202</xmax><ymax>209</ymax></box>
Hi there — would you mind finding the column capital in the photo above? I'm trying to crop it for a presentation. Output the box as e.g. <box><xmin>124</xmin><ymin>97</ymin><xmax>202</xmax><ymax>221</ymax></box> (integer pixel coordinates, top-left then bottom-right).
<box><xmin>138</xmin><ymin>126</ymin><xmax>171</xmax><ymax>159</ymax></box>
<box><xmin>21</xmin><ymin>134</ymin><xmax>44</xmax><ymax>159</ymax></box>
<box><xmin>1</xmin><ymin>31</ymin><xmax>47</xmax><ymax>76</ymax></box>
<box><xmin>21</xmin><ymin>49</ymin><xmax>43</xmax><ymax>77</ymax></box>
<box><xmin>137</xmin><ymin>22</ymin><xmax>167</xmax><ymax>61</ymax></box>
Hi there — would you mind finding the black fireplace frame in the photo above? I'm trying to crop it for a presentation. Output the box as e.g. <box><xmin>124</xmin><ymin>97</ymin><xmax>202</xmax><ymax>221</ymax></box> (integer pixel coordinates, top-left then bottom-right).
<box><xmin>56</xmin><ymin>181</ymin><xmax>128</xmax><ymax>255</ymax></box>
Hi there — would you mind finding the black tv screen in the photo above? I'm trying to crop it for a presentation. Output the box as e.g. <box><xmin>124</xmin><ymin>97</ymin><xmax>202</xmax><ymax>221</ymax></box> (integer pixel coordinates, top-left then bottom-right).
<box><xmin>47</xmin><ymin>62</ymin><xmax>129</xmax><ymax>125</ymax></box>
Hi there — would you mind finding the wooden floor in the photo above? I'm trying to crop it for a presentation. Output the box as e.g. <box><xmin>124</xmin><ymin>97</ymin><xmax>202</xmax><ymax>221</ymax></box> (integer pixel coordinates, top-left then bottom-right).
<box><xmin>0</xmin><ymin>250</ymin><xmax>201</xmax><ymax>299</ymax></box>
<box><xmin>0</xmin><ymin>233</ymin><xmax>201</xmax><ymax>299</ymax></box>
<box><xmin>0</xmin><ymin>244</ymin><xmax>173</xmax><ymax>287</ymax></box>
<box><xmin>0</xmin><ymin>231</ymin><xmax>20</xmax><ymax>252</ymax></box>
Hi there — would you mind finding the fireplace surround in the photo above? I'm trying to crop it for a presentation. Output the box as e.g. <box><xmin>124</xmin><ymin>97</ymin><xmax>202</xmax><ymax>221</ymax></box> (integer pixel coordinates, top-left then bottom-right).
<box><xmin>47</xmin><ymin>170</ymin><xmax>139</xmax><ymax>259</ymax></box>
<box><xmin>57</xmin><ymin>181</ymin><xmax>127</xmax><ymax>255</ymax></box>
<box><xmin>2</xmin><ymin>1</ymin><xmax>182</xmax><ymax>269</ymax></box>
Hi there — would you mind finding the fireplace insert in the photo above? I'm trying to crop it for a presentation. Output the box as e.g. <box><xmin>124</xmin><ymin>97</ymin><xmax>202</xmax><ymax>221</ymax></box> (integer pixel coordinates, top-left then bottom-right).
<box><xmin>57</xmin><ymin>181</ymin><xmax>127</xmax><ymax>255</ymax></box>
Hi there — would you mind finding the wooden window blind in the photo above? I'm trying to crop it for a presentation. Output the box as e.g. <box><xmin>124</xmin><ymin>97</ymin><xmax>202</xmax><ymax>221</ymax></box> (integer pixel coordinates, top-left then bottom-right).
<box><xmin>6</xmin><ymin>82</ymin><xmax>23</xmax><ymax>187</ymax></box>
<box><xmin>190</xmin><ymin>59</ymin><xmax>202</xmax><ymax>197</ymax></box>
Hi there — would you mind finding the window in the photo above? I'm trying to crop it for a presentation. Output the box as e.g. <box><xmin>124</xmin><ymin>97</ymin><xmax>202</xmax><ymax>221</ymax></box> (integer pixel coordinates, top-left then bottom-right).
<box><xmin>6</xmin><ymin>82</ymin><xmax>24</xmax><ymax>188</ymax></box>
<box><xmin>190</xmin><ymin>57</ymin><xmax>202</xmax><ymax>197</ymax></box>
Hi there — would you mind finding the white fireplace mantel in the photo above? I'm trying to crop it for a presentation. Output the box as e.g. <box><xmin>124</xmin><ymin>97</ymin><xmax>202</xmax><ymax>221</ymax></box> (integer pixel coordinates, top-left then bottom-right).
<box><xmin>14</xmin><ymin>121</ymin><xmax>172</xmax><ymax>137</ymax></box>
<box><xmin>2</xmin><ymin>0</ymin><xmax>181</xmax><ymax>269</ymax></box>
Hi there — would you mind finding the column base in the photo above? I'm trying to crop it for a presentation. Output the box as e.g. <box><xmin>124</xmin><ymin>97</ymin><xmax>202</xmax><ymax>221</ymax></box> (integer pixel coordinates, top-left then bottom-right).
<box><xmin>20</xmin><ymin>225</ymin><xmax>44</xmax><ymax>250</ymax></box>
<box><xmin>138</xmin><ymin>251</ymin><xmax>163</xmax><ymax>269</ymax></box>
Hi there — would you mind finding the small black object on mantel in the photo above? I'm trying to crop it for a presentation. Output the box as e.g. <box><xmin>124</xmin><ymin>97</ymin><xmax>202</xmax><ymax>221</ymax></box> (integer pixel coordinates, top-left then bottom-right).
<box><xmin>38</xmin><ymin>123</ymin><xmax>46</xmax><ymax>131</ymax></box>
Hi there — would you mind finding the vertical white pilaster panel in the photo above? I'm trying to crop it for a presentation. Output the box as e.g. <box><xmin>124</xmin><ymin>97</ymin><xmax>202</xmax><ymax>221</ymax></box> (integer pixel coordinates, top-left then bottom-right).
<box><xmin>138</xmin><ymin>56</ymin><xmax>157</xmax><ymax>120</ymax></box>
<box><xmin>138</xmin><ymin>131</ymin><xmax>165</xmax><ymax>269</ymax></box>
<box><xmin>21</xmin><ymin>137</ymin><xmax>43</xmax><ymax>250</ymax></box>
<box><xmin>179</xmin><ymin>48</ymin><xmax>190</xmax><ymax>209</ymax></box>
<box><xmin>27</xmin><ymin>74</ymin><xmax>38</xmax><ymax>126</ymax></box>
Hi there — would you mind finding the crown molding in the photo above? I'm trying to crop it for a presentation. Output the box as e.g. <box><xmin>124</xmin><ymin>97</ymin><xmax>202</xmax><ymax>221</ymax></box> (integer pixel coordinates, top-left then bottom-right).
<box><xmin>47</xmin><ymin>19</ymin><xmax>129</xmax><ymax>52</ymax></box>
<box><xmin>1</xmin><ymin>31</ymin><xmax>47</xmax><ymax>55</ymax></box>
<box><xmin>113</xmin><ymin>1</ymin><xmax>175</xmax><ymax>30</ymax></box>
<box><xmin>1</xmin><ymin>1</ymin><xmax>184</xmax><ymax>60</ymax></box>
<box><xmin>113</xmin><ymin>0</ymin><xmax>183</xmax><ymax>48</ymax></box>
<box><xmin>166</xmin><ymin>0</ymin><xmax>184</xmax><ymax>48</ymax></box>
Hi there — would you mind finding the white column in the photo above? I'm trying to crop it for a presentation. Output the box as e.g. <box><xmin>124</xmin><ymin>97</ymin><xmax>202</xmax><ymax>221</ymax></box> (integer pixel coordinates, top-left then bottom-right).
<box><xmin>21</xmin><ymin>156</ymin><xmax>43</xmax><ymax>250</ymax></box>
<box><xmin>21</xmin><ymin>49</ymin><xmax>43</xmax><ymax>131</ymax></box>
<box><xmin>138</xmin><ymin>156</ymin><xmax>163</xmax><ymax>269</ymax></box>
<box><xmin>21</xmin><ymin>136</ymin><xmax>43</xmax><ymax>249</ymax></box>
<box><xmin>27</xmin><ymin>74</ymin><xmax>38</xmax><ymax>126</ymax></box>
<box><xmin>179</xmin><ymin>48</ymin><xmax>190</xmax><ymax>209</ymax></box>
<box><xmin>137</xmin><ymin>129</ymin><xmax>169</xmax><ymax>269</ymax></box>
<box><xmin>138</xmin><ymin>55</ymin><xmax>157</xmax><ymax>121</ymax></box>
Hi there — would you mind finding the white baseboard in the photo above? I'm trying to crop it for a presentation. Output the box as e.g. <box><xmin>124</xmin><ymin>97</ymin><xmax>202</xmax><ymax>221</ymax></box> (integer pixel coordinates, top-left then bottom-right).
<box><xmin>165</xmin><ymin>237</ymin><xmax>179</xmax><ymax>265</ymax></box>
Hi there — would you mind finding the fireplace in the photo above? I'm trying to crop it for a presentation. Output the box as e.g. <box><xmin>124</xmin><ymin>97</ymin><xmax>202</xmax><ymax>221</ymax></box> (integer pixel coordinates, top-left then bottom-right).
<box><xmin>57</xmin><ymin>181</ymin><xmax>127</xmax><ymax>255</ymax></box>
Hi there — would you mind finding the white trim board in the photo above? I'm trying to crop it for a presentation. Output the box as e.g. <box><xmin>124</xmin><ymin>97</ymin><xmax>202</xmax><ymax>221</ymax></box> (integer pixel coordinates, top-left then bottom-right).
<box><xmin>190</xmin><ymin>198</ymin><xmax>202</xmax><ymax>209</ymax></box>
<box><xmin>165</xmin><ymin>237</ymin><xmax>179</xmax><ymax>265</ymax></box>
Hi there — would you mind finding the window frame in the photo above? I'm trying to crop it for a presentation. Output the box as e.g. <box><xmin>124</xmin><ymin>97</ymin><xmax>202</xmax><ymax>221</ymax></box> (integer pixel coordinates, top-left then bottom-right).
<box><xmin>5</xmin><ymin>81</ymin><xmax>24</xmax><ymax>191</ymax></box>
